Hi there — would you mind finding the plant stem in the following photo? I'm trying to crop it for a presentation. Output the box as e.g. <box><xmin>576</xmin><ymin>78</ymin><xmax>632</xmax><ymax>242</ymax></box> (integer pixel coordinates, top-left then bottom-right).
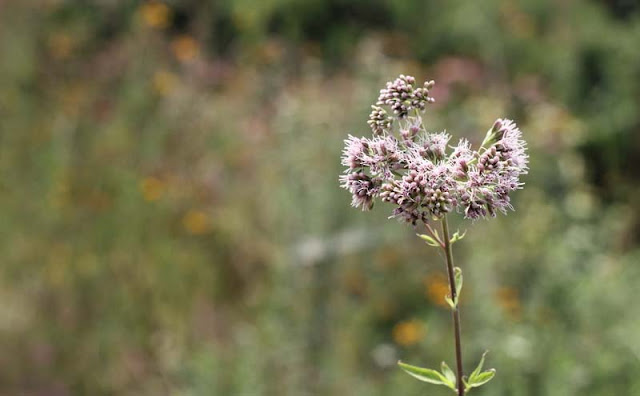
<box><xmin>441</xmin><ymin>215</ymin><xmax>464</xmax><ymax>396</ymax></box>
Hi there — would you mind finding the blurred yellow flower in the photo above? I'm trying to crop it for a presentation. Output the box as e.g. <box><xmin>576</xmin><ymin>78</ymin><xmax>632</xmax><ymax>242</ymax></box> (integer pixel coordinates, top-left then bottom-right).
<box><xmin>48</xmin><ymin>33</ymin><xmax>74</xmax><ymax>60</ymax></box>
<box><xmin>182</xmin><ymin>210</ymin><xmax>210</xmax><ymax>235</ymax></box>
<box><xmin>496</xmin><ymin>287</ymin><xmax>521</xmax><ymax>320</ymax></box>
<box><xmin>139</xmin><ymin>1</ymin><xmax>172</xmax><ymax>29</ymax></box>
<box><xmin>140</xmin><ymin>177</ymin><xmax>166</xmax><ymax>202</ymax></box>
<box><xmin>152</xmin><ymin>70</ymin><xmax>178</xmax><ymax>96</ymax></box>
<box><xmin>392</xmin><ymin>319</ymin><xmax>426</xmax><ymax>347</ymax></box>
<box><xmin>171</xmin><ymin>35</ymin><xmax>200</xmax><ymax>62</ymax></box>
<box><xmin>424</xmin><ymin>273</ymin><xmax>450</xmax><ymax>308</ymax></box>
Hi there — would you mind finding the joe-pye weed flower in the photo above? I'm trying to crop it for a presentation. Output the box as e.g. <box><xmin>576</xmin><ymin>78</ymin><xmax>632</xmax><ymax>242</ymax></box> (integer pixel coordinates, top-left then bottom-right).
<box><xmin>340</xmin><ymin>75</ymin><xmax>528</xmax><ymax>395</ymax></box>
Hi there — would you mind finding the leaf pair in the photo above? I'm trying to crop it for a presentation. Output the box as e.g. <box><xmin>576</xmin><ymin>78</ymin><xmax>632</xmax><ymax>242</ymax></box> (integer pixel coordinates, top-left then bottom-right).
<box><xmin>449</xmin><ymin>229</ymin><xmax>467</xmax><ymax>244</ymax></box>
<box><xmin>417</xmin><ymin>233</ymin><xmax>441</xmax><ymax>247</ymax></box>
<box><xmin>417</xmin><ymin>229</ymin><xmax>466</xmax><ymax>248</ymax></box>
<box><xmin>464</xmin><ymin>352</ymin><xmax>496</xmax><ymax>392</ymax></box>
<box><xmin>397</xmin><ymin>361</ymin><xmax>457</xmax><ymax>392</ymax></box>
<box><xmin>398</xmin><ymin>352</ymin><xmax>495</xmax><ymax>394</ymax></box>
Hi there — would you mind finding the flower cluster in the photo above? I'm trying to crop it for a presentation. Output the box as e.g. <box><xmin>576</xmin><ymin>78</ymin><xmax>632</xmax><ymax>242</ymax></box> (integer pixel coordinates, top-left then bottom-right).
<box><xmin>376</xmin><ymin>75</ymin><xmax>435</xmax><ymax>119</ymax></box>
<box><xmin>340</xmin><ymin>75</ymin><xmax>528</xmax><ymax>224</ymax></box>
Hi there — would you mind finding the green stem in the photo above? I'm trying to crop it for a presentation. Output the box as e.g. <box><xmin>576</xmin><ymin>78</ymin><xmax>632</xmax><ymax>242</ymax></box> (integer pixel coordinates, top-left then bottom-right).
<box><xmin>442</xmin><ymin>216</ymin><xmax>465</xmax><ymax>396</ymax></box>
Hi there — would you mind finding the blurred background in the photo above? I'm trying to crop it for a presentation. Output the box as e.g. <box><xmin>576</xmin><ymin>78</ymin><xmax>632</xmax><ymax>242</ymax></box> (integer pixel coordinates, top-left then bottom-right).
<box><xmin>1</xmin><ymin>0</ymin><xmax>640</xmax><ymax>395</ymax></box>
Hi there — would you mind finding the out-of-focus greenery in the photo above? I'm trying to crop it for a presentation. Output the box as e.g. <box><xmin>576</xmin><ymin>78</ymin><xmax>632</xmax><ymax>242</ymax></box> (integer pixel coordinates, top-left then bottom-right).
<box><xmin>1</xmin><ymin>0</ymin><xmax>640</xmax><ymax>395</ymax></box>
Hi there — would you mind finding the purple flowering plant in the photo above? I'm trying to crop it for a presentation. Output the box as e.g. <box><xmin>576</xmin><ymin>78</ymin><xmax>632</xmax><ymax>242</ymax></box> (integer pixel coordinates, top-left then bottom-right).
<box><xmin>340</xmin><ymin>75</ymin><xmax>528</xmax><ymax>395</ymax></box>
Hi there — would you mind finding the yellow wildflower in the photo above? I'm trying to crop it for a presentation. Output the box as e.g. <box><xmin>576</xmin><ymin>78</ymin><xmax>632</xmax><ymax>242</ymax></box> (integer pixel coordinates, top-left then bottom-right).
<box><xmin>48</xmin><ymin>33</ymin><xmax>74</xmax><ymax>60</ymax></box>
<box><xmin>392</xmin><ymin>319</ymin><xmax>426</xmax><ymax>347</ymax></box>
<box><xmin>496</xmin><ymin>287</ymin><xmax>522</xmax><ymax>320</ymax></box>
<box><xmin>139</xmin><ymin>177</ymin><xmax>166</xmax><ymax>202</ymax></box>
<box><xmin>140</xmin><ymin>2</ymin><xmax>172</xmax><ymax>29</ymax></box>
<box><xmin>152</xmin><ymin>70</ymin><xmax>178</xmax><ymax>96</ymax></box>
<box><xmin>424</xmin><ymin>273</ymin><xmax>450</xmax><ymax>308</ymax></box>
<box><xmin>171</xmin><ymin>35</ymin><xmax>200</xmax><ymax>62</ymax></box>
<box><xmin>183</xmin><ymin>210</ymin><xmax>210</xmax><ymax>235</ymax></box>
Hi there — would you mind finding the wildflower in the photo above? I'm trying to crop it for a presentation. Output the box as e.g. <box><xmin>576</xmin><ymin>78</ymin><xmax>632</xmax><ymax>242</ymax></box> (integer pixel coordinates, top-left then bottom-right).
<box><xmin>183</xmin><ymin>210</ymin><xmax>210</xmax><ymax>235</ymax></box>
<box><xmin>340</xmin><ymin>75</ymin><xmax>528</xmax><ymax>223</ymax></box>
<box><xmin>139</xmin><ymin>2</ymin><xmax>172</xmax><ymax>29</ymax></box>
<box><xmin>368</xmin><ymin>105</ymin><xmax>392</xmax><ymax>135</ymax></box>
<box><xmin>341</xmin><ymin>135</ymin><xmax>369</xmax><ymax>170</ymax></box>
<box><xmin>376</xmin><ymin>75</ymin><xmax>435</xmax><ymax>118</ymax></box>
<box><xmin>392</xmin><ymin>319</ymin><xmax>426</xmax><ymax>347</ymax></box>
<box><xmin>368</xmin><ymin>135</ymin><xmax>402</xmax><ymax>178</ymax></box>
<box><xmin>496</xmin><ymin>287</ymin><xmax>522</xmax><ymax>320</ymax></box>
<box><xmin>449</xmin><ymin>139</ymin><xmax>474</xmax><ymax>179</ymax></box>
<box><xmin>140</xmin><ymin>176</ymin><xmax>166</xmax><ymax>201</ymax></box>
<box><xmin>456</xmin><ymin>119</ymin><xmax>528</xmax><ymax>219</ymax></box>
<box><xmin>344</xmin><ymin>76</ymin><xmax>523</xmax><ymax>395</ymax></box>
<box><xmin>400</xmin><ymin>123</ymin><xmax>421</xmax><ymax>142</ymax></box>
<box><xmin>424</xmin><ymin>273</ymin><xmax>450</xmax><ymax>307</ymax></box>
<box><xmin>493</xmin><ymin>118</ymin><xmax>528</xmax><ymax>170</ymax></box>
<box><xmin>152</xmin><ymin>70</ymin><xmax>178</xmax><ymax>96</ymax></box>
<box><xmin>48</xmin><ymin>33</ymin><xmax>74</xmax><ymax>60</ymax></box>
<box><xmin>416</xmin><ymin>131</ymin><xmax>450</xmax><ymax>162</ymax></box>
<box><xmin>339</xmin><ymin>172</ymin><xmax>381</xmax><ymax>211</ymax></box>
<box><xmin>171</xmin><ymin>35</ymin><xmax>200</xmax><ymax>62</ymax></box>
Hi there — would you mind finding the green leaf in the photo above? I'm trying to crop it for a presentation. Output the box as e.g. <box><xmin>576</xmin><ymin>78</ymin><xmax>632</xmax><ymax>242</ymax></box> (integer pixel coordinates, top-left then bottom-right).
<box><xmin>440</xmin><ymin>361</ymin><xmax>456</xmax><ymax>387</ymax></box>
<box><xmin>465</xmin><ymin>352</ymin><xmax>496</xmax><ymax>391</ymax></box>
<box><xmin>417</xmin><ymin>233</ymin><xmax>440</xmax><ymax>247</ymax></box>
<box><xmin>450</xmin><ymin>229</ymin><xmax>467</xmax><ymax>244</ymax></box>
<box><xmin>469</xmin><ymin>351</ymin><xmax>487</xmax><ymax>381</ymax></box>
<box><xmin>444</xmin><ymin>295</ymin><xmax>456</xmax><ymax>309</ymax></box>
<box><xmin>454</xmin><ymin>267</ymin><xmax>463</xmax><ymax>299</ymax></box>
<box><xmin>468</xmin><ymin>369</ymin><xmax>496</xmax><ymax>388</ymax></box>
<box><xmin>397</xmin><ymin>361</ymin><xmax>455</xmax><ymax>390</ymax></box>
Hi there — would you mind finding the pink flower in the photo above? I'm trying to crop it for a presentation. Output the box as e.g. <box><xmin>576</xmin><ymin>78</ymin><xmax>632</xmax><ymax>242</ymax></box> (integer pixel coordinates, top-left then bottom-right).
<box><xmin>340</xmin><ymin>75</ymin><xmax>528</xmax><ymax>223</ymax></box>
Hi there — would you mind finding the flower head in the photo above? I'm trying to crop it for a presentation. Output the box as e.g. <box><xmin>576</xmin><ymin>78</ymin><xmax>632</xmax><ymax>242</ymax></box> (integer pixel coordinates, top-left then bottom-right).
<box><xmin>341</xmin><ymin>135</ymin><xmax>370</xmax><ymax>170</ymax></box>
<box><xmin>368</xmin><ymin>105</ymin><xmax>393</xmax><ymax>135</ymax></box>
<box><xmin>340</xmin><ymin>75</ymin><xmax>528</xmax><ymax>224</ymax></box>
<box><xmin>339</xmin><ymin>172</ymin><xmax>381</xmax><ymax>211</ymax></box>
<box><xmin>416</xmin><ymin>131</ymin><xmax>450</xmax><ymax>162</ymax></box>
<box><xmin>376</xmin><ymin>75</ymin><xmax>435</xmax><ymax>118</ymax></box>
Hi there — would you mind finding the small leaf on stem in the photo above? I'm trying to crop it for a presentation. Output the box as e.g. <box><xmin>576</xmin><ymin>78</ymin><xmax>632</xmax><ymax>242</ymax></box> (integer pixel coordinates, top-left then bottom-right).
<box><xmin>468</xmin><ymin>369</ymin><xmax>496</xmax><ymax>388</ymax></box>
<box><xmin>440</xmin><ymin>361</ymin><xmax>456</xmax><ymax>387</ymax></box>
<box><xmin>397</xmin><ymin>361</ymin><xmax>456</xmax><ymax>390</ymax></box>
<box><xmin>444</xmin><ymin>295</ymin><xmax>456</xmax><ymax>309</ymax></box>
<box><xmin>417</xmin><ymin>233</ymin><xmax>440</xmax><ymax>247</ymax></box>
<box><xmin>450</xmin><ymin>229</ymin><xmax>467</xmax><ymax>244</ymax></box>
<box><xmin>465</xmin><ymin>351</ymin><xmax>496</xmax><ymax>391</ymax></box>
<box><xmin>469</xmin><ymin>351</ymin><xmax>488</xmax><ymax>381</ymax></box>
<box><xmin>454</xmin><ymin>267</ymin><xmax>463</xmax><ymax>300</ymax></box>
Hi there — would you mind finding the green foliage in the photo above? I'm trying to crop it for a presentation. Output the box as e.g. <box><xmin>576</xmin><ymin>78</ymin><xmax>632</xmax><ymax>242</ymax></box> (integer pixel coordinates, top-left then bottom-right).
<box><xmin>441</xmin><ymin>361</ymin><xmax>457</xmax><ymax>387</ymax></box>
<box><xmin>454</xmin><ymin>267</ymin><xmax>463</xmax><ymax>301</ymax></box>
<box><xmin>464</xmin><ymin>352</ymin><xmax>496</xmax><ymax>392</ymax></box>
<box><xmin>450</xmin><ymin>229</ymin><xmax>467</xmax><ymax>244</ymax></box>
<box><xmin>444</xmin><ymin>267</ymin><xmax>463</xmax><ymax>309</ymax></box>
<box><xmin>418</xmin><ymin>233</ymin><xmax>441</xmax><ymax>247</ymax></box>
<box><xmin>398</xmin><ymin>361</ymin><xmax>456</xmax><ymax>391</ymax></box>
